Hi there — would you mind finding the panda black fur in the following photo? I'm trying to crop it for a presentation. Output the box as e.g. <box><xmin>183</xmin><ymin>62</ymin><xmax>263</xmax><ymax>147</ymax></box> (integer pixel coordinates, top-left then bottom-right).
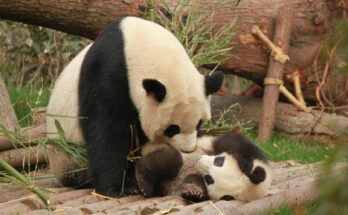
<box><xmin>46</xmin><ymin>16</ymin><xmax>224</xmax><ymax>197</ymax></box>
<box><xmin>135</xmin><ymin>133</ymin><xmax>272</xmax><ymax>202</ymax></box>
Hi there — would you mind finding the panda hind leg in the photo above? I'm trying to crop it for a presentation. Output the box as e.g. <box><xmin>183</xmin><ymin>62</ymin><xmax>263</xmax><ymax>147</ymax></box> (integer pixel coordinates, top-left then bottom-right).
<box><xmin>135</xmin><ymin>145</ymin><xmax>183</xmax><ymax>197</ymax></box>
<box><xmin>181</xmin><ymin>174</ymin><xmax>209</xmax><ymax>203</ymax></box>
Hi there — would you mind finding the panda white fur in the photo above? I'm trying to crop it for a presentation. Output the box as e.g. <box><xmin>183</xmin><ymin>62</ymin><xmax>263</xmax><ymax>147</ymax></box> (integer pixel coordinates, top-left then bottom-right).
<box><xmin>135</xmin><ymin>132</ymin><xmax>272</xmax><ymax>202</ymax></box>
<box><xmin>46</xmin><ymin>16</ymin><xmax>224</xmax><ymax>197</ymax></box>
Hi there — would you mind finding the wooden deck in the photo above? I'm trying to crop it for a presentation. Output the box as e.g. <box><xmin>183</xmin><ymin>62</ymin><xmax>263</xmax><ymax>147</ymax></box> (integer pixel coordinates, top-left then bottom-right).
<box><xmin>0</xmin><ymin>161</ymin><xmax>346</xmax><ymax>215</ymax></box>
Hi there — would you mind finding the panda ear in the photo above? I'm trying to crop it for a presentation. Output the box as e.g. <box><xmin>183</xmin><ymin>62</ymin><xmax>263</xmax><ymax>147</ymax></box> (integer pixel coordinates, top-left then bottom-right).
<box><xmin>204</xmin><ymin>71</ymin><xmax>224</xmax><ymax>96</ymax></box>
<box><xmin>143</xmin><ymin>79</ymin><xmax>167</xmax><ymax>102</ymax></box>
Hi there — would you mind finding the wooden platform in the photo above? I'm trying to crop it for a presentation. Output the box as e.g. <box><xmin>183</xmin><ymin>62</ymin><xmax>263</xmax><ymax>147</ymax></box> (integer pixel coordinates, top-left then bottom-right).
<box><xmin>0</xmin><ymin>161</ymin><xmax>346</xmax><ymax>215</ymax></box>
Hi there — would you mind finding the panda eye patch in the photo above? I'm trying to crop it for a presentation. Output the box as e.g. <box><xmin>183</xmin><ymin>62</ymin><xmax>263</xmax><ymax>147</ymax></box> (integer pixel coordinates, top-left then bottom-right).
<box><xmin>219</xmin><ymin>195</ymin><xmax>235</xmax><ymax>201</ymax></box>
<box><xmin>164</xmin><ymin>124</ymin><xmax>180</xmax><ymax>138</ymax></box>
<box><xmin>214</xmin><ymin>156</ymin><xmax>225</xmax><ymax>167</ymax></box>
<box><xmin>204</xmin><ymin>175</ymin><xmax>214</xmax><ymax>185</ymax></box>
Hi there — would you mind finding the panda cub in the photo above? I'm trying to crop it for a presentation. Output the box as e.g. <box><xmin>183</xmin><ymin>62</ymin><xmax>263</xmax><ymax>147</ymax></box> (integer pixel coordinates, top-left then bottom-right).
<box><xmin>135</xmin><ymin>132</ymin><xmax>272</xmax><ymax>202</ymax></box>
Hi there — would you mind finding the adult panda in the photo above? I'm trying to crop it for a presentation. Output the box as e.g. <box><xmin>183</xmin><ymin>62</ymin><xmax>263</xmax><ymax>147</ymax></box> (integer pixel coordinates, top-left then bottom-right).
<box><xmin>46</xmin><ymin>16</ymin><xmax>224</xmax><ymax>197</ymax></box>
<box><xmin>135</xmin><ymin>132</ymin><xmax>272</xmax><ymax>202</ymax></box>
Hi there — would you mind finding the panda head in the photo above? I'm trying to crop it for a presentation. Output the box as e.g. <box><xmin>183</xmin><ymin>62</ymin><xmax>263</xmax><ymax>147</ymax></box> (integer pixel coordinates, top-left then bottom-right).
<box><xmin>140</xmin><ymin>71</ymin><xmax>224</xmax><ymax>153</ymax></box>
<box><xmin>195</xmin><ymin>152</ymin><xmax>243</xmax><ymax>200</ymax></box>
<box><xmin>195</xmin><ymin>152</ymin><xmax>270</xmax><ymax>201</ymax></box>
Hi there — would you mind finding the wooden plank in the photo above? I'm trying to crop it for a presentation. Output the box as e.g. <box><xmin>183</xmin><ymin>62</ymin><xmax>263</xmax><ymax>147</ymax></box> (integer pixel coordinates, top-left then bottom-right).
<box><xmin>52</xmin><ymin>195</ymin><xmax>143</xmax><ymax>214</ymax></box>
<box><xmin>104</xmin><ymin>196</ymin><xmax>185</xmax><ymax>214</ymax></box>
<box><xmin>0</xmin><ymin>188</ymin><xmax>85</xmax><ymax>214</ymax></box>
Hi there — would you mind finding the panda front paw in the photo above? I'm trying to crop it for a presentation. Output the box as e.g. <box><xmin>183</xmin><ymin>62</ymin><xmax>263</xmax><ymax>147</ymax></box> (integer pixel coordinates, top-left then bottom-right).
<box><xmin>135</xmin><ymin>170</ymin><xmax>155</xmax><ymax>197</ymax></box>
<box><xmin>123</xmin><ymin>184</ymin><xmax>140</xmax><ymax>196</ymax></box>
<box><xmin>137</xmin><ymin>179</ymin><xmax>155</xmax><ymax>197</ymax></box>
<box><xmin>181</xmin><ymin>182</ymin><xmax>208</xmax><ymax>203</ymax></box>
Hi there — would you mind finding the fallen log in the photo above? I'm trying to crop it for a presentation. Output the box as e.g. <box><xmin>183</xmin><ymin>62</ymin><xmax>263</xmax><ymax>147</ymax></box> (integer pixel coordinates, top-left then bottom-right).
<box><xmin>235</xmin><ymin>182</ymin><xmax>315</xmax><ymax>215</ymax></box>
<box><xmin>0</xmin><ymin>0</ymin><xmax>347</xmax><ymax>104</ymax></box>
<box><xmin>211</xmin><ymin>95</ymin><xmax>348</xmax><ymax>139</ymax></box>
<box><xmin>0</xmin><ymin>145</ymin><xmax>47</xmax><ymax>170</ymax></box>
<box><xmin>0</xmin><ymin>123</ymin><xmax>47</xmax><ymax>151</ymax></box>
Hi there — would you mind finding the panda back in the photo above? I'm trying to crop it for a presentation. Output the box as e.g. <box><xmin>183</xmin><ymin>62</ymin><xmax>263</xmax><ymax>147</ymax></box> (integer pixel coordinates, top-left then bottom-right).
<box><xmin>46</xmin><ymin>44</ymin><xmax>92</xmax><ymax>143</ymax></box>
<box><xmin>120</xmin><ymin>17</ymin><xmax>204</xmax><ymax>110</ymax></box>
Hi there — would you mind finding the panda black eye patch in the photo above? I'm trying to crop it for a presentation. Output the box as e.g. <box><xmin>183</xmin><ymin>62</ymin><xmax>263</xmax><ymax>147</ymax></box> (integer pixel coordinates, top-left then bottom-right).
<box><xmin>214</xmin><ymin>156</ymin><xmax>225</xmax><ymax>167</ymax></box>
<box><xmin>204</xmin><ymin>175</ymin><xmax>214</xmax><ymax>185</ymax></box>
<box><xmin>219</xmin><ymin>195</ymin><xmax>235</xmax><ymax>201</ymax></box>
<box><xmin>164</xmin><ymin>124</ymin><xmax>180</xmax><ymax>138</ymax></box>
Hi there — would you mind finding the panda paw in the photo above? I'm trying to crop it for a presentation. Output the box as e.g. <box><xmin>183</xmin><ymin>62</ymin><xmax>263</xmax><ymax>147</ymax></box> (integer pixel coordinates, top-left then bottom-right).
<box><xmin>123</xmin><ymin>185</ymin><xmax>140</xmax><ymax>196</ymax></box>
<box><xmin>181</xmin><ymin>183</ymin><xmax>207</xmax><ymax>203</ymax></box>
<box><xmin>136</xmin><ymin>176</ymin><xmax>155</xmax><ymax>197</ymax></box>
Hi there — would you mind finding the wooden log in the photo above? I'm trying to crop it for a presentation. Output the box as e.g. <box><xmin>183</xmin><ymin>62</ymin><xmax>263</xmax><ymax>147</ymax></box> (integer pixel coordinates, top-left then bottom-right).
<box><xmin>0</xmin><ymin>145</ymin><xmax>47</xmax><ymax>170</ymax></box>
<box><xmin>48</xmin><ymin>189</ymin><xmax>92</xmax><ymax>206</ymax></box>
<box><xmin>0</xmin><ymin>185</ymin><xmax>32</xmax><ymax>203</ymax></box>
<box><xmin>0</xmin><ymin>187</ymin><xmax>76</xmax><ymax>214</ymax></box>
<box><xmin>211</xmin><ymin>95</ymin><xmax>348</xmax><ymax>138</ymax></box>
<box><xmin>236</xmin><ymin>182</ymin><xmax>315</xmax><ymax>215</ymax></box>
<box><xmin>0</xmin><ymin>0</ymin><xmax>347</xmax><ymax>105</ymax></box>
<box><xmin>269</xmin><ymin>163</ymin><xmax>348</xmax><ymax>195</ymax></box>
<box><xmin>0</xmin><ymin>123</ymin><xmax>47</xmax><ymax>151</ymax></box>
<box><xmin>52</xmin><ymin>195</ymin><xmax>143</xmax><ymax>215</ymax></box>
<box><xmin>0</xmin><ymin>75</ymin><xmax>18</xmax><ymax>131</ymax></box>
<box><xmin>57</xmin><ymin>195</ymin><xmax>105</xmax><ymax>207</ymax></box>
<box><xmin>258</xmin><ymin>6</ymin><xmax>294</xmax><ymax>141</ymax></box>
<box><xmin>0</xmin><ymin>189</ymin><xmax>91</xmax><ymax>214</ymax></box>
<box><xmin>104</xmin><ymin>195</ymin><xmax>185</xmax><ymax>214</ymax></box>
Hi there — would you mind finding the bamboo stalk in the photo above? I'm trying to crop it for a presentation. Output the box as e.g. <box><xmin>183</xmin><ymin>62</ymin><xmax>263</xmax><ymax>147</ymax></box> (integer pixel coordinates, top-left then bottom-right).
<box><xmin>251</xmin><ymin>26</ymin><xmax>290</xmax><ymax>64</ymax></box>
<box><xmin>0</xmin><ymin>159</ymin><xmax>49</xmax><ymax>205</ymax></box>
<box><xmin>287</xmin><ymin>71</ymin><xmax>306</xmax><ymax>105</ymax></box>
<box><xmin>279</xmin><ymin>85</ymin><xmax>311</xmax><ymax>112</ymax></box>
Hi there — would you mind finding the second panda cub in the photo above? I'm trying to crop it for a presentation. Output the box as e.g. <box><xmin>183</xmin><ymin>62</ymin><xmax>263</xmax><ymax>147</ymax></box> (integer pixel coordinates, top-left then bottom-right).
<box><xmin>135</xmin><ymin>133</ymin><xmax>272</xmax><ymax>202</ymax></box>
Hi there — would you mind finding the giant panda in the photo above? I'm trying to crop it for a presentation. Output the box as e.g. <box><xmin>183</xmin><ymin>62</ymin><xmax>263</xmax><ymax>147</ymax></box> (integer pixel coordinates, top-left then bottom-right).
<box><xmin>46</xmin><ymin>16</ymin><xmax>224</xmax><ymax>197</ymax></box>
<box><xmin>135</xmin><ymin>132</ymin><xmax>272</xmax><ymax>202</ymax></box>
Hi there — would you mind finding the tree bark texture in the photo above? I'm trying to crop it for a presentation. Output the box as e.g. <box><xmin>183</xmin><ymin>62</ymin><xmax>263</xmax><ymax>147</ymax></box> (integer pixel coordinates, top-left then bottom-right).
<box><xmin>0</xmin><ymin>145</ymin><xmax>47</xmax><ymax>170</ymax></box>
<box><xmin>257</xmin><ymin>6</ymin><xmax>294</xmax><ymax>141</ymax></box>
<box><xmin>0</xmin><ymin>0</ymin><xmax>347</xmax><ymax>104</ymax></box>
<box><xmin>211</xmin><ymin>95</ymin><xmax>348</xmax><ymax>138</ymax></box>
<box><xmin>0</xmin><ymin>123</ymin><xmax>46</xmax><ymax>151</ymax></box>
<box><xmin>0</xmin><ymin>75</ymin><xmax>18</xmax><ymax>131</ymax></box>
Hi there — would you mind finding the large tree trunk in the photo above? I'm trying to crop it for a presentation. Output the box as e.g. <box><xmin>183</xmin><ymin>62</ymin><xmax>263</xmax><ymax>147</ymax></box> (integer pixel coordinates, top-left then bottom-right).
<box><xmin>0</xmin><ymin>0</ymin><xmax>347</xmax><ymax>104</ymax></box>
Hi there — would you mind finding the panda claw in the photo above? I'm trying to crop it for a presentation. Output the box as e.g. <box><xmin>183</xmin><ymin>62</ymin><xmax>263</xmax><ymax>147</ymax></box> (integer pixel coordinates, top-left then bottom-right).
<box><xmin>181</xmin><ymin>183</ymin><xmax>206</xmax><ymax>203</ymax></box>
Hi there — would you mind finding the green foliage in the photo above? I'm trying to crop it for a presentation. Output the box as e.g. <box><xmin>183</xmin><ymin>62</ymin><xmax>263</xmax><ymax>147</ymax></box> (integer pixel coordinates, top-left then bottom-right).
<box><xmin>149</xmin><ymin>0</ymin><xmax>238</xmax><ymax>68</ymax></box>
<box><xmin>8</xmin><ymin>83</ymin><xmax>50</xmax><ymax>127</ymax></box>
<box><xmin>50</xmin><ymin>119</ymin><xmax>87</xmax><ymax>165</ymax></box>
<box><xmin>245</xmin><ymin>130</ymin><xmax>337</xmax><ymax>164</ymax></box>
<box><xmin>313</xmin><ymin>144</ymin><xmax>348</xmax><ymax>215</ymax></box>
<box><xmin>0</xmin><ymin>21</ymin><xmax>90</xmax><ymax>86</ymax></box>
<box><xmin>320</xmin><ymin>20</ymin><xmax>348</xmax><ymax>76</ymax></box>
